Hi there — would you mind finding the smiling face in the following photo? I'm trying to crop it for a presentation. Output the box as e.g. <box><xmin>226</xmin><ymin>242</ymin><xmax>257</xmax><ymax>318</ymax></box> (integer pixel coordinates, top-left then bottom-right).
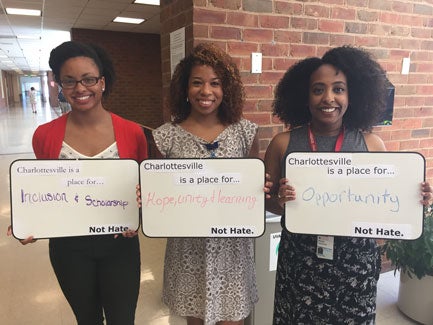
<box><xmin>187</xmin><ymin>64</ymin><xmax>223</xmax><ymax>120</ymax></box>
<box><xmin>309</xmin><ymin>64</ymin><xmax>349</xmax><ymax>135</ymax></box>
<box><xmin>59</xmin><ymin>56</ymin><xmax>105</xmax><ymax>112</ymax></box>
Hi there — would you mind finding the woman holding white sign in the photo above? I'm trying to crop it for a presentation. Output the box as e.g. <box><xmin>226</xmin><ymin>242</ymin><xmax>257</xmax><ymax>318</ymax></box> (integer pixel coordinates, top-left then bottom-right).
<box><xmin>265</xmin><ymin>46</ymin><xmax>432</xmax><ymax>324</ymax></box>
<box><xmin>152</xmin><ymin>43</ymin><xmax>260</xmax><ymax>325</ymax></box>
<box><xmin>9</xmin><ymin>41</ymin><xmax>148</xmax><ymax>325</ymax></box>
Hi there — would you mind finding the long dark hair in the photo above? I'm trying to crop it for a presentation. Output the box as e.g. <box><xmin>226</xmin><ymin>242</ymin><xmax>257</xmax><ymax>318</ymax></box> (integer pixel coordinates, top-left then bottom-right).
<box><xmin>273</xmin><ymin>46</ymin><xmax>387</xmax><ymax>131</ymax></box>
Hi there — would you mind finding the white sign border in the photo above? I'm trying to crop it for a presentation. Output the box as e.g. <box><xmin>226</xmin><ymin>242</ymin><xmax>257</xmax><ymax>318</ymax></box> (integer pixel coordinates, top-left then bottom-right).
<box><xmin>139</xmin><ymin>158</ymin><xmax>266</xmax><ymax>238</ymax></box>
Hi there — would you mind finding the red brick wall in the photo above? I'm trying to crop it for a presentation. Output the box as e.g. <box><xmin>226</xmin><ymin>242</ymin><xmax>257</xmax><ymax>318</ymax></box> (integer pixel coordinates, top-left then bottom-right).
<box><xmin>71</xmin><ymin>28</ymin><xmax>163</xmax><ymax>129</ymax></box>
<box><xmin>161</xmin><ymin>0</ymin><xmax>433</xmax><ymax>183</ymax></box>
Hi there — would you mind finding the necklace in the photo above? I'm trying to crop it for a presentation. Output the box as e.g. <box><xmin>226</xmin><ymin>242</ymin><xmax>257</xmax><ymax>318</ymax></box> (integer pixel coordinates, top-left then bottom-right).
<box><xmin>203</xmin><ymin>141</ymin><xmax>219</xmax><ymax>157</ymax></box>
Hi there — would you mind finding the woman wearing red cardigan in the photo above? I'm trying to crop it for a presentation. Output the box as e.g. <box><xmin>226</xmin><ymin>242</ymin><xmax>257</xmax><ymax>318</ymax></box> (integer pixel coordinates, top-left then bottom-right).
<box><xmin>13</xmin><ymin>41</ymin><xmax>147</xmax><ymax>325</ymax></box>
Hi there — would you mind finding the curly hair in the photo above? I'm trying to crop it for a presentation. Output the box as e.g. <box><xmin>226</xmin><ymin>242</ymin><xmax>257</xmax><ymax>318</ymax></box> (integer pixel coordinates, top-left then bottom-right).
<box><xmin>273</xmin><ymin>46</ymin><xmax>387</xmax><ymax>131</ymax></box>
<box><xmin>273</xmin><ymin>57</ymin><xmax>323</xmax><ymax>127</ymax></box>
<box><xmin>169</xmin><ymin>43</ymin><xmax>245</xmax><ymax>124</ymax></box>
<box><xmin>49</xmin><ymin>41</ymin><xmax>116</xmax><ymax>98</ymax></box>
<box><xmin>322</xmin><ymin>46</ymin><xmax>387</xmax><ymax>131</ymax></box>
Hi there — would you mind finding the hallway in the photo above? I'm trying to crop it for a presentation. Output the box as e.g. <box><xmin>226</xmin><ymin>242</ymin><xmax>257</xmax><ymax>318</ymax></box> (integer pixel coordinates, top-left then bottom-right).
<box><xmin>0</xmin><ymin>101</ymin><xmax>418</xmax><ymax>324</ymax></box>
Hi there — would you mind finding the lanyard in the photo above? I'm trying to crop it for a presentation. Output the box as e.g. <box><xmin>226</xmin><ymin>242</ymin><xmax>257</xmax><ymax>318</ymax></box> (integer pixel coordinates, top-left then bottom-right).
<box><xmin>308</xmin><ymin>124</ymin><xmax>344</xmax><ymax>261</ymax></box>
<box><xmin>308</xmin><ymin>125</ymin><xmax>344</xmax><ymax>152</ymax></box>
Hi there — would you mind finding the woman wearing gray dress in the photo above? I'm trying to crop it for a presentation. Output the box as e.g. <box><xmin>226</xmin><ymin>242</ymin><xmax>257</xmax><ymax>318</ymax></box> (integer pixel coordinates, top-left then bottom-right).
<box><xmin>153</xmin><ymin>43</ymin><xmax>260</xmax><ymax>325</ymax></box>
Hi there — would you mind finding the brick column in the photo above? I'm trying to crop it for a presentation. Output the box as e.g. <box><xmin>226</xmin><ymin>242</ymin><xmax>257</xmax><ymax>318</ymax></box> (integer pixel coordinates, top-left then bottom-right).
<box><xmin>160</xmin><ymin>0</ymin><xmax>194</xmax><ymax>121</ymax></box>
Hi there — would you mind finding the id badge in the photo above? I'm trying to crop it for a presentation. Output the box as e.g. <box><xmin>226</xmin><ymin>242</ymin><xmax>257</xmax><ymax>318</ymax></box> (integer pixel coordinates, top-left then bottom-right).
<box><xmin>317</xmin><ymin>235</ymin><xmax>334</xmax><ymax>260</ymax></box>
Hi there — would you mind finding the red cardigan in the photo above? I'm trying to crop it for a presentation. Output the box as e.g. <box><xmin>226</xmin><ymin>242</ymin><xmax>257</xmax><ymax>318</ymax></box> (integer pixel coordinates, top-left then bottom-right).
<box><xmin>32</xmin><ymin>112</ymin><xmax>148</xmax><ymax>162</ymax></box>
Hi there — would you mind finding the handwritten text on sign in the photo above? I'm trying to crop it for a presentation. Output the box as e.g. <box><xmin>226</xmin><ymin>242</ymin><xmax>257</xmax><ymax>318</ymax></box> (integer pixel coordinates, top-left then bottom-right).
<box><xmin>140</xmin><ymin>159</ymin><xmax>265</xmax><ymax>237</ymax></box>
<box><xmin>10</xmin><ymin>159</ymin><xmax>139</xmax><ymax>239</ymax></box>
<box><xmin>284</xmin><ymin>152</ymin><xmax>425</xmax><ymax>240</ymax></box>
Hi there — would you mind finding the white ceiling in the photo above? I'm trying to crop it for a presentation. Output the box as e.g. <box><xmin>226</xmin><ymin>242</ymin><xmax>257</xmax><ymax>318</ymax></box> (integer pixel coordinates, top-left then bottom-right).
<box><xmin>0</xmin><ymin>0</ymin><xmax>160</xmax><ymax>74</ymax></box>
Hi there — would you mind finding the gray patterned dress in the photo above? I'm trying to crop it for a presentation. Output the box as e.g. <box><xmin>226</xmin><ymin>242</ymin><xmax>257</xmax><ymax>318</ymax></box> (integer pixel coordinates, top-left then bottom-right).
<box><xmin>153</xmin><ymin>119</ymin><xmax>259</xmax><ymax>325</ymax></box>
<box><xmin>273</xmin><ymin>126</ymin><xmax>381</xmax><ymax>325</ymax></box>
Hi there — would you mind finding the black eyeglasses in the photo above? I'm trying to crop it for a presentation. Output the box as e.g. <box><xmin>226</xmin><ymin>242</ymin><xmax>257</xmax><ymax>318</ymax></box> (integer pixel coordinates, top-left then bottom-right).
<box><xmin>60</xmin><ymin>77</ymin><xmax>102</xmax><ymax>89</ymax></box>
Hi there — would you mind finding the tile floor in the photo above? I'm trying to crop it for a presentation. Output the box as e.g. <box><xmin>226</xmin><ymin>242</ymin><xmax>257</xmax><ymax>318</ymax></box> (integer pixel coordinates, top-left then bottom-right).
<box><xmin>0</xmin><ymin>99</ymin><xmax>420</xmax><ymax>324</ymax></box>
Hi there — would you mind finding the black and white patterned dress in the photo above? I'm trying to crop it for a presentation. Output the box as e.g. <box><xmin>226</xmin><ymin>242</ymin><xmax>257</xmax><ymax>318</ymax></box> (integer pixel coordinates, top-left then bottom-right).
<box><xmin>153</xmin><ymin>119</ymin><xmax>259</xmax><ymax>325</ymax></box>
<box><xmin>273</xmin><ymin>126</ymin><xmax>381</xmax><ymax>325</ymax></box>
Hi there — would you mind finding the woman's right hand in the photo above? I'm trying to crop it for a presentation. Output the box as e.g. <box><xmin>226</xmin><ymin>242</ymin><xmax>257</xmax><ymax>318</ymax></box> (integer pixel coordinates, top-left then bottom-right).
<box><xmin>7</xmin><ymin>225</ymin><xmax>36</xmax><ymax>245</ymax></box>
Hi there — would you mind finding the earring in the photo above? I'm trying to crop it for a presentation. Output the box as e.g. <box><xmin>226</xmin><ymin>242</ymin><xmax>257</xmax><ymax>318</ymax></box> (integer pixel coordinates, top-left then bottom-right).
<box><xmin>102</xmin><ymin>88</ymin><xmax>105</xmax><ymax>92</ymax></box>
<box><xmin>186</xmin><ymin>97</ymin><xmax>189</xmax><ymax>103</ymax></box>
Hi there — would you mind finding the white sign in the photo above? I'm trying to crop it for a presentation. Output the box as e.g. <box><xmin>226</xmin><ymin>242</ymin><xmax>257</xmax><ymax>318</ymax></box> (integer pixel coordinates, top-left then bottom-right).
<box><xmin>170</xmin><ymin>27</ymin><xmax>185</xmax><ymax>76</ymax></box>
<box><xmin>10</xmin><ymin>159</ymin><xmax>139</xmax><ymax>239</ymax></box>
<box><xmin>140</xmin><ymin>158</ymin><xmax>265</xmax><ymax>237</ymax></box>
<box><xmin>284</xmin><ymin>152</ymin><xmax>425</xmax><ymax>240</ymax></box>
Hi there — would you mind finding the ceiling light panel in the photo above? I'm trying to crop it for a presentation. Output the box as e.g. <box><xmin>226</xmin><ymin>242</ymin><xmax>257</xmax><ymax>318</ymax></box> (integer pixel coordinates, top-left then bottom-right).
<box><xmin>134</xmin><ymin>0</ymin><xmax>160</xmax><ymax>5</ymax></box>
<box><xmin>16</xmin><ymin>35</ymin><xmax>41</xmax><ymax>39</ymax></box>
<box><xmin>113</xmin><ymin>17</ymin><xmax>144</xmax><ymax>24</ymax></box>
<box><xmin>6</xmin><ymin>8</ymin><xmax>41</xmax><ymax>16</ymax></box>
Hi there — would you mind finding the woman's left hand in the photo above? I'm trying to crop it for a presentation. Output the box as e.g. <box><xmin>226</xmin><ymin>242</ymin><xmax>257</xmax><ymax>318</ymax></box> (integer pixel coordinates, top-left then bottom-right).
<box><xmin>420</xmin><ymin>182</ymin><xmax>432</xmax><ymax>206</ymax></box>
